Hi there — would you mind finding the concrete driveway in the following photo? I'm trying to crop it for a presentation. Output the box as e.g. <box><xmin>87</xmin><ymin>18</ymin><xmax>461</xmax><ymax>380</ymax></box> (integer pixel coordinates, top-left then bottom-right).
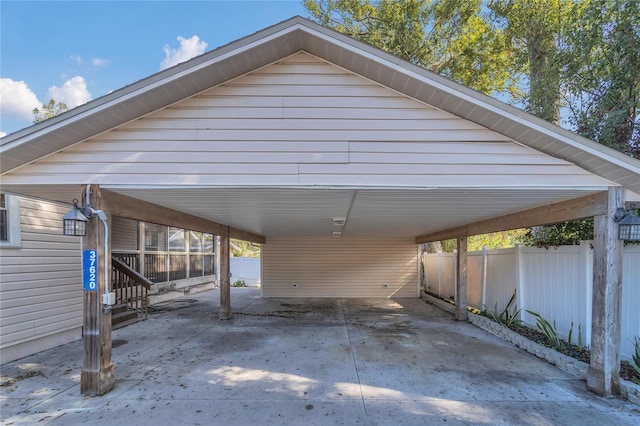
<box><xmin>2</xmin><ymin>287</ymin><xmax>639</xmax><ymax>425</ymax></box>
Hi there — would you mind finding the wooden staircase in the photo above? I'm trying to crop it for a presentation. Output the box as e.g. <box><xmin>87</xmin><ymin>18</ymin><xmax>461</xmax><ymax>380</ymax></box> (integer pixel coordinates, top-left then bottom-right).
<box><xmin>111</xmin><ymin>303</ymin><xmax>140</xmax><ymax>329</ymax></box>
<box><xmin>111</xmin><ymin>255</ymin><xmax>152</xmax><ymax>329</ymax></box>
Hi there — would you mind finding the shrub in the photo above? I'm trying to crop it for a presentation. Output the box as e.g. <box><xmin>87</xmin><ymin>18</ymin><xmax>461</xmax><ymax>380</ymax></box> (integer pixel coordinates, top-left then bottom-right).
<box><xmin>526</xmin><ymin>310</ymin><xmax>567</xmax><ymax>352</ymax></box>
<box><xmin>632</xmin><ymin>336</ymin><xmax>640</xmax><ymax>377</ymax></box>
<box><xmin>482</xmin><ymin>289</ymin><xmax>523</xmax><ymax>329</ymax></box>
<box><xmin>232</xmin><ymin>279</ymin><xmax>247</xmax><ymax>287</ymax></box>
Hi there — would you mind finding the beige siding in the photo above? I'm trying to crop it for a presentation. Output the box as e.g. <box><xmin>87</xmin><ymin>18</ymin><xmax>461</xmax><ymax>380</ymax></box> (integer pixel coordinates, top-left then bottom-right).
<box><xmin>262</xmin><ymin>237</ymin><xmax>418</xmax><ymax>298</ymax></box>
<box><xmin>112</xmin><ymin>216</ymin><xmax>138</xmax><ymax>251</ymax></box>
<box><xmin>0</xmin><ymin>196</ymin><xmax>82</xmax><ymax>363</ymax></box>
<box><xmin>1</xmin><ymin>53</ymin><xmax>611</xmax><ymax>189</ymax></box>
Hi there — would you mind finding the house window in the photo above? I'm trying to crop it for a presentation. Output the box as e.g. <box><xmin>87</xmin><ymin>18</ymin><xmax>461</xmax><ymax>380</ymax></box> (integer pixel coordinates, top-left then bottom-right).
<box><xmin>168</xmin><ymin>227</ymin><xmax>185</xmax><ymax>252</ymax></box>
<box><xmin>145</xmin><ymin>223</ymin><xmax>167</xmax><ymax>252</ymax></box>
<box><xmin>0</xmin><ymin>193</ymin><xmax>22</xmax><ymax>248</ymax></box>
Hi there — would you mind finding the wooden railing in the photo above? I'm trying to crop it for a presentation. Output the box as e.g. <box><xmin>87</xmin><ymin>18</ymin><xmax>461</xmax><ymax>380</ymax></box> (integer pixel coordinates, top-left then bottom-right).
<box><xmin>111</xmin><ymin>255</ymin><xmax>152</xmax><ymax>319</ymax></box>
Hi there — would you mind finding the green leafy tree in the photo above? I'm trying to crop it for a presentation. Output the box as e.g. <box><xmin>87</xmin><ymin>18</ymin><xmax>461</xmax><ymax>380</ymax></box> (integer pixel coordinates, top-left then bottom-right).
<box><xmin>304</xmin><ymin>0</ymin><xmax>516</xmax><ymax>95</ymax></box>
<box><xmin>33</xmin><ymin>99</ymin><xmax>68</xmax><ymax>123</ymax></box>
<box><xmin>560</xmin><ymin>0</ymin><xmax>640</xmax><ymax>158</ymax></box>
<box><xmin>520</xmin><ymin>0</ymin><xmax>640</xmax><ymax>246</ymax></box>
<box><xmin>468</xmin><ymin>229</ymin><xmax>528</xmax><ymax>251</ymax></box>
<box><xmin>523</xmin><ymin>219</ymin><xmax>594</xmax><ymax>248</ymax></box>
<box><xmin>439</xmin><ymin>229</ymin><xmax>528</xmax><ymax>253</ymax></box>
<box><xmin>490</xmin><ymin>0</ymin><xmax>639</xmax><ymax>245</ymax></box>
<box><xmin>488</xmin><ymin>0</ymin><xmax>576</xmax><ymax>123</ymax></box>
<box><xmin>231</xmin><ymin>239</ymin><xmax>260</xmax><ymax>257</ymax></box>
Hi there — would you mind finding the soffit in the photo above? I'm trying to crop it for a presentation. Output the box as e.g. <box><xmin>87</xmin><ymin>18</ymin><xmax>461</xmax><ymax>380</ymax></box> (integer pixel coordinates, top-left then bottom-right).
<box><xmin>0</xmin><ymin>184</ymin><xmax>609</xmax><ymax>239</ymax></box>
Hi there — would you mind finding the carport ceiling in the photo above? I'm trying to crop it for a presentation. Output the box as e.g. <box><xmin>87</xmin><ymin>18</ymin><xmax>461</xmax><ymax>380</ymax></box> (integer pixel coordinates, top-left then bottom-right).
<box><xmin>105</xmin><ymin>186</ymin><xmax>596</xmax><ymax>239</ymax></box>
<box><xmin>0</xmin><ymin>184</ymin><xmax>601</xmax><ymax>239</ymax></box>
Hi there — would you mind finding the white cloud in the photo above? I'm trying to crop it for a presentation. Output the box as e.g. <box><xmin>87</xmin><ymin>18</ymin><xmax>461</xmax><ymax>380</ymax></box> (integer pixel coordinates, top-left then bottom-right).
<box><xmin>0</xmin><ymin>78</ymin><xmax>41</xmax><ymax>121</ymax></box>
<box><xmin>160</xmin><ymin>35</ymin><xmax>207</xmax><ymax>70</ymax></box>
<box><xmin>0</xmin><ymin>131</ymin><xmax>7</xmax><ymax>138</ymax></box>
<box><xmin>70</xmin><ymin>54</ymin><xmax>83</xmax><ymax>65</ymax></box>
<box><xmin>92</xmin><ymin>58</ymin><xmax>108</xmax><ymax>67</ymax></box>
<box><xmin>46</xmin><ymin>76</ymin><xmax>91</xmax><ymax>108</ymax></box>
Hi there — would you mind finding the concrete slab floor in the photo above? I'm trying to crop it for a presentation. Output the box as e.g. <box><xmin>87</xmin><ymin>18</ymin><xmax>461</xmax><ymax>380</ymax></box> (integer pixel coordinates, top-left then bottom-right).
<box><xmin>2</xmin><ymin>287</ymin><xmax>639</xmax><ymax>425</ymax></box>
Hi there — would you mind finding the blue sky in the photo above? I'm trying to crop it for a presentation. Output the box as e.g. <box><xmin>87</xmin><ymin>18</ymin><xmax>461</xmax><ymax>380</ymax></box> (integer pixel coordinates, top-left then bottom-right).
<box><xmin>1</xmin><ymin>0</ymin><xmax>308</xmax><ymax>136</ymax></box>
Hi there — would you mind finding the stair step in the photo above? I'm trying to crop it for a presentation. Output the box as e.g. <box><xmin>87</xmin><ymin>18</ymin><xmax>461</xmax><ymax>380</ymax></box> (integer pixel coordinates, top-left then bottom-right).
<box><xmin>111</xmin><ymin>303</ymin><xmax>129</xmax><ymax>315</ymax></box>
<box><xmin>112</xmin><ymin>317</ymin><xmax>142</xmax><ymax>330</ymax></box>
<box><xmin>112</xmin><ymin>309</ymin><xmax>138</xmax><ymax>326</ymax></box>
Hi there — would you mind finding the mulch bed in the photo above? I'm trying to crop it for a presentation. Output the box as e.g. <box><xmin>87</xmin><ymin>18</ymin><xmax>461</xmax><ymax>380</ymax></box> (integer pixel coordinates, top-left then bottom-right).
<box><xmin>425</xmin><ymin>291</ymin><xmax>640</xmax><ymax>384</ymax></box>
<box><xmin>506</xmin><ymin>323</ymin><xmax>639</xmax><ymax>384</ymax></box>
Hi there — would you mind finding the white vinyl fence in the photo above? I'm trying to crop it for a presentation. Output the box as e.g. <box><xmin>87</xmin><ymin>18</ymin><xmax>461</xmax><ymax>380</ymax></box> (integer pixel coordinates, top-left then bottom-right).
<box><xmin>422</xmin><ymin>243</ymin><xmax>640</xmax><ymax>360</ymax></box>
<box><xmin>230</xmin><ymin>257</ymin><xmax>261</xmax><ymax>286</ymax></box>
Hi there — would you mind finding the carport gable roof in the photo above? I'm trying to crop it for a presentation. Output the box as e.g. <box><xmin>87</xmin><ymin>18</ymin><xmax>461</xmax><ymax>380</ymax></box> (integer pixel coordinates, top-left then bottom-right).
<box><xmin>1</xmin><ymin>15</ymin><xmax>639</xmax><ymax>193</ymax></box>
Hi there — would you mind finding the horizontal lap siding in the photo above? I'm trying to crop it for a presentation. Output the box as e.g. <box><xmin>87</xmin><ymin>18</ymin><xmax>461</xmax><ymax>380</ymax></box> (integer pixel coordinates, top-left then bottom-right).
<box><xmin>262</xmin><ymin>237</ymin><xmax>418</xmax><ymax>298</ymax></box>
<box><xmin>2</xmin><ymin>52</ymin><xmax>608</xmax><ymax>189</ymax></box>
<box><xmin>0</xmin><ymin>197</ymin><xmax>82</xmax><ymax>361</ymax></box>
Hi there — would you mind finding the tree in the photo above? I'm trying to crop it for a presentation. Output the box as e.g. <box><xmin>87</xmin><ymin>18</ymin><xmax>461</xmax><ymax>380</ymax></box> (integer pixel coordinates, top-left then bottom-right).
<box><xmin>560</xmin><ymin>0</ymin><xmax>640</xmax><ymax>158</ymax></box>
<box><xmin>33</xmin><ymin>99</ymin><xmax>68</xmax><ymax>123</ymax></box>
<box><xmin>304</xmin><ymin>0</ymin><xmax>517</xmax><ymax>95</ymax></box>
<box><xmin>438</xmin><ymin>229</ymin><xmax>528</xmax><ymax>253</ymax></box>
<box><xmin>231</xmin><ymin>239</ymin><xmax>260</xmax><ymax>257</ymax></box>
<box><xmin>523</xmin><ymin>219</ymin><xmax>594</xmax><ymax>248</ymax></box>
<box><xmin>488</xmin><ymin>0</ymin><xmax>577</xmax><ymax>123</ymax></box>
<box><xmin>490</xmin><ymin>0</ymin><xmax>639</xmax><ymax>246</ymax></box>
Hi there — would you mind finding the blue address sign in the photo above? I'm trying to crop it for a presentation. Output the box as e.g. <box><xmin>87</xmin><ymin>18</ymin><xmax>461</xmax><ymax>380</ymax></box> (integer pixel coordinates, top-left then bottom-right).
<box><xmin>83</xmin><ymin>249</ymin><xmax>98</xmax><ymax>291</ymax></box>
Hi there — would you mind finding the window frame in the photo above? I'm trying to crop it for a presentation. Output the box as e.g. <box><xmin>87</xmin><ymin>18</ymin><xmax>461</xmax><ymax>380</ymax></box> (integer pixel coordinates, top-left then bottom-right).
<box><xmin>0</xmin><ymin>193</ymin><xmax>22</xmax><ymax>248</ymax></box>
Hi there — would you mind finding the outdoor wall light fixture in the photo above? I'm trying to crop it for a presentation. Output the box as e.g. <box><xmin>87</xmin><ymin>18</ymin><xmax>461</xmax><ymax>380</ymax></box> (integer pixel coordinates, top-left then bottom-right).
<box><xmin>613</xmin><ymin>204</ymin><xmax>640</xmax><ymax>241</ymax></box>
<box><xmin>62</xmin><ymin>200</ymin><xmax>89</xmax><ymax>237</ymax></box>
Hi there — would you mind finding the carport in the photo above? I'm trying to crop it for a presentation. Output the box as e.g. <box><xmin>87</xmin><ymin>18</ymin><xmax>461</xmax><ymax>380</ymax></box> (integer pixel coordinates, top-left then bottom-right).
<box><xmin>1</xmin><ymin>16</ymin><xmax>639</xmax><ymax>399</ymax></box>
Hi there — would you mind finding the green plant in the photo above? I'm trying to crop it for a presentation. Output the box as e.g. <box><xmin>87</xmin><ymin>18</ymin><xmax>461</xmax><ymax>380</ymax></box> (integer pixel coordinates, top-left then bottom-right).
<box><xmin>632</xmin><ymin>336</ymin><xmax>640</xmax><ymax>377</ymax></box>
<box><xmin>232</xmin><ymin>279</ymin><xmax>247</xmax><ymax>287</ymax></box>
<box><xmin>577</xmin><ymin>324</ymin><xmax>584</xmax><ymax>351</ymax></box>
<box><xmin>526</xmin><ymin>310</ymin><xmax>566</xmax><ymax>351</ymax></box>
<box><xmin>482</xmin><ymin>289</ymin><xmax>523</xmax><ymax>329</ymax></box>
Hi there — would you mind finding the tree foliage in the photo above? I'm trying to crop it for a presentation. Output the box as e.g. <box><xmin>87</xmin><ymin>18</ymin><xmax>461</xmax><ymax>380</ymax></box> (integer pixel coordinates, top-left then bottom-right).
<box><xmin>32</xmin><ymin>99</ymin><xmax>68</xmax><ymax>123</ymax></box>
<box><xmin>231</xmin><ymin>239</ymin><xmax>260</xmax><ymax>257</ymax></box>
<box><xmin>304</xmin><ymin>0</ymin><xmax>516</xmax><ymax>95</ymax></box>
<box><xmin>488</xmin><ymin>0</ymin><xmax>575</xmax><ymax>123</ymax></box>
<box><xmin>559</xmin><ymin>0</ymin><xmax>640</xmax><ymax>158</ymax></box>
<box><xmin>523</xmin><ymin>219</ymin><xmax>594</xmax><ymax>248</ymax></box>
<box><xmin>439</xmin><ymin>229</ymin><xmax>528</xmax><ymax>252</ymax></box>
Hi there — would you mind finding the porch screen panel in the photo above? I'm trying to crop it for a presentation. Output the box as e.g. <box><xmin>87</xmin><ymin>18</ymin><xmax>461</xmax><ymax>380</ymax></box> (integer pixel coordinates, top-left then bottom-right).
<box><xmin>189</xmin><ymin>231</ymin><xmax>204</xmax><ymax>277</ymax></box>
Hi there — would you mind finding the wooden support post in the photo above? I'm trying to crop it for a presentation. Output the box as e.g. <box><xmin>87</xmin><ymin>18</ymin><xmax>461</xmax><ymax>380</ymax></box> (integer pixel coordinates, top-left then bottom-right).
<box><xmin>587</xmin><ymin>187</ymin><xmax>624</xmax><ymax>396</ymax></box>
<box><xmin>455</xmin><ymin>236</ymin><xmax>468</xmax><ymax>321</ymax></box>
<box><xmin>219</xmin><ymin>226</ymin><xmax>231</xmax><ymax>320</ymax></box>
<box><xmin>481</xmin><ymin>247</ymin><xmax>488</xmax><ymax>308</ymax></box>
<box><xmin>80</xmin><ymin>185</ymin><xmax>115</xmax><ymax>396</ymax></box>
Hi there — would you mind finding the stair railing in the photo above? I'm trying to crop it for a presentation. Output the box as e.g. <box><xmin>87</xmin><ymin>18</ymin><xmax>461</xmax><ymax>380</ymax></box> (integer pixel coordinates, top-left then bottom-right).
<box><xmin>111</xmin><ymin>256</ymin><xmax>152</xmax><ymax>319</ymax></box>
